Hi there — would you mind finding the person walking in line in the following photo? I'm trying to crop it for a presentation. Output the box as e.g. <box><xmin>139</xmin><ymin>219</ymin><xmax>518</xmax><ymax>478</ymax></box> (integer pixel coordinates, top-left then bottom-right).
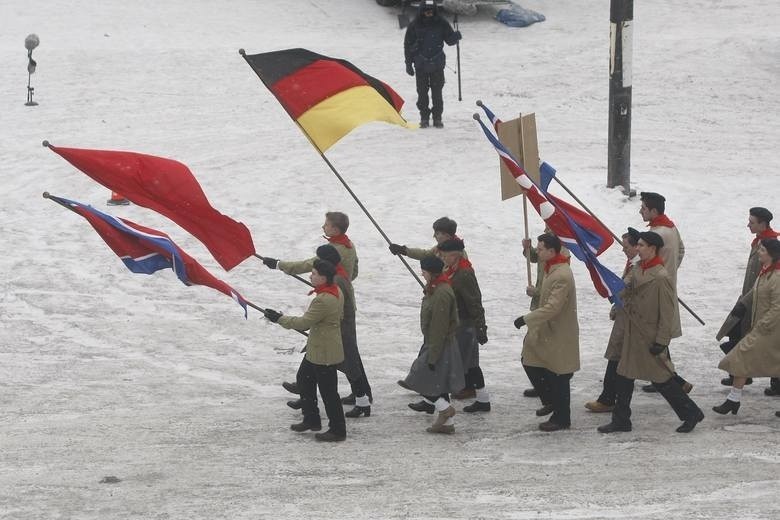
<box><xmin>598</xmin><ymin>232</ymin><xmax>704</xmax><ymax>434</ymax></box>
<box><xmin>403</xmin><ymin>0</ymin><xmax>461</xmax><ymax>128</ymax></box>
<box><xmin>438</xmin><ymin>238</ymin><xmax>491</xmax><ymax>411</ymax></box>
<box><xmin>638</xmin><ymin>192</ymin><xmax>691</xmax><ymax>394</ymax></box>
<box><xmin>263</xmin><ymin>259</ymin><xmax>347</xmax><ymax>442</ymax></box>
<box><xmin>389</xmin><ymin>216</ymin><xmax>463</xmax><ymax>260</ymax></box>
<box><xmin>714</xmin><ymin>239</ymin><xmax>780</xmax><ymax>418</ymax></box>
<box><xmin>514</xmin><ymin>233</ymin><xmax>579</xmax><ymax>432</ymax></box>
<box><xmin>401</xmin><ymin>255</ymin><xmax>465</xmax><ymax>434</ymax></box>
<box><xmin>716</xmin><ymin>207</ymin><xmax>779</xmax><ymax>395</ymax></box>
<box><xmin>584</xmin><ymin>227</ymin><xmax>640</xmax><ymax>413</ymax></box>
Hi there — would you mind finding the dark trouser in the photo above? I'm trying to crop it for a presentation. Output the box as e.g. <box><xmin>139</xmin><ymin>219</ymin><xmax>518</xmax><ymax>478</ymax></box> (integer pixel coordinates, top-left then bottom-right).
<box><xmin>597</xmin><ymin>360</ymin><xmax>619</xmax><ymax>406</ymax></box>
<box><xmin>523</xmin><ymin>364</ymin><xmax>553</xmax><ymax>406</ymax></box>
<box><xmin>297</xmin><ymin>358</ymin><xmax>346</xmax><ymax>436</ymax></box>
<box><xmin>423</xmin><ymin>393</ymin><xmax>450</xmax><ymax>404</ymax></box>
<box><xmin>547</xmin><ymin>371</ymin><xmax>573</xmax><ymax>427</ymax></box>
<box><xmin>415</xmin><ymin>68</ymin><xmax>445</xmax><ymax>121</ymax></box>
<box><xmin>611</xmin><ymin>374</ymin><xmax>635</xmax><ymax>427</ymax></box>
<box><xmin>348</xmin><ymin>372</ymin><xmax>369</xmax><ymax>400</ymax></box>
<box><xmin>465</xmin><ymin>367</ymin><xmax>485</xmax><ymax>390</ymax></box>
<box><xmin>771</xmin><ymin>378</ymin><xmax>780</xmax><ymax>391</ymax></box>
<box><xmin>654</xmin><ymin>379</ymin><xmax>703</xmax><ymax>421</ymax></box>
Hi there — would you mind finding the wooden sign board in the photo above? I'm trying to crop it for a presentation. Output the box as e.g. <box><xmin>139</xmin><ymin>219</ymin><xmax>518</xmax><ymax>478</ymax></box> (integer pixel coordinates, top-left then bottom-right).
<box><xmin>498</xmin><ymin>113</ymin><xmax>540</xmax><ymax>201</ymax></box>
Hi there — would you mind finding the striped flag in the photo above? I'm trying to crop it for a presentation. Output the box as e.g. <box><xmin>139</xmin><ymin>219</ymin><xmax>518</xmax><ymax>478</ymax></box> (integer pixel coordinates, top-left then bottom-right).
<box><xmin>475</xmin><ymin>104</ymin><xmax>624</xmax><ymax>303</ymax></box>
<box><xmin>242</xmin><ymin>48</ymin><xmax>414</xmax><ymax>152</ymax></box>
<box><xmin>47</xmin><ymin>194</ymin><xmax>249</xmax><ymax>316</ymax></box>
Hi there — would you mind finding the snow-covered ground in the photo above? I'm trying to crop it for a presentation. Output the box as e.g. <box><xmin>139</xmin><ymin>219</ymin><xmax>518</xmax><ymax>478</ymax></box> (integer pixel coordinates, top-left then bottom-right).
<box><xmin>1</xmin><ymin>1</ymin><xmax>779</xmax><ymax>518</ymax></box>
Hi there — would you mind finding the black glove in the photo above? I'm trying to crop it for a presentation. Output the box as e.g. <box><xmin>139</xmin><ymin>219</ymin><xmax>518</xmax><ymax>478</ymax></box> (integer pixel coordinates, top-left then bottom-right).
<box><xmin>453</xmin><ymin>30</ymin><xmax>462</xmax><ymax>41</ymax></box>
<box><xmin>476</xmin><ymin>326</ymin><xmax>488</xmax><ymax>345</ymax></box>
<box><xmin>427</xmin><ymin>363</ymin><xmax>435</xmax><ymax>371</ymax></box>
<box><xmin>389</xmin><ymin>243</ymin><xmax>408</xmax><ymax>256</ymax></box>
<box><xmin>406</xmin><ymin>62</ymin><xmax>414</xmax><ymax>76</ymax></box>
<box><xmin>649</xmin><ymin>343</ymin><xmax>667</xmax><ymax>356</ymax></box>
<box><xmin>264</xmin><ymin>308</ymin><xmax>282</xmax><ymax>323</ymax></box>
<box><xmin>514</xmin><ymin>316</ymin><xmax>526</xmax><ymax>329</ymax></box>
<box><xmin>731</xmin><ymin>302</ymin><xmax>747</xmax><ymax>319</ymax></box>
<box><xmin>262</xmin><ymin>257</ymin><xmax>279</xmax><ymax>269</ymax></box>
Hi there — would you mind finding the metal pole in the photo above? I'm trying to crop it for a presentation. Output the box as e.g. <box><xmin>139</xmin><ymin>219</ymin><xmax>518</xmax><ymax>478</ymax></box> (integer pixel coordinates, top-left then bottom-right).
<box><xmin>607</xmin><ymin>0</ymin><xmax>633</xmax><ymax>193</ymax></box>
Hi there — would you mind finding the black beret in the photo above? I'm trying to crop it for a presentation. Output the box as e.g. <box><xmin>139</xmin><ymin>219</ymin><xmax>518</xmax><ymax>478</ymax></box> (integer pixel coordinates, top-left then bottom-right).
<box><xmin>762</xmin><ymin>238</ymin><xmax>780</xmax><ymax>259</ymax></box>
<box><xmin>750</xmin><ymin>207</ymin><xmax>773</xmax><ymax>223</ymax></box>
<box><xmin>626</xmin><ymin>227</ymin><xmax>640</xmax><ymax>243</ymax></box>
<box><xmin>316</xmin><ymin>244</ymin><xmax>341</xmax><ymax>266</ymax></box>
<box><xmin>420</xmin><ymin>255</ymin><xmax>444</xmax><ymax>274</ymax></box>
<box><xmin>638</xmin><ymin>231</ymin><xmax>664</xmax><ymax>249</ymax></box>
<box><xmin>438</xmin><ymin>238</ymin><xmax>465</xmax><ymax>252</ymax></box>
<box><xmin>312</xmin><ymin>258</ymin><xmax>337</xmax><ymax>279</ymax></box>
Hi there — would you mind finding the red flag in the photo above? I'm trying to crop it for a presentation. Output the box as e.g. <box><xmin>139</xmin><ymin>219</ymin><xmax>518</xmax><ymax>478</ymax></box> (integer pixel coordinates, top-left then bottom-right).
<box><xmin>47</xmin><ymin>144</ymin><xmax>255</xmax><ymax>271</ymax></box>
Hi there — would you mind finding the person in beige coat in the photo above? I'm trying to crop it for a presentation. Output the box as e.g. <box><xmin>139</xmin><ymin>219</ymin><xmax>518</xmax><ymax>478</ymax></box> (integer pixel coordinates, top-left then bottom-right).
<box><xmin>639</xmin><ymin>192</ymin><xmax>692</xmax><ymax>394</ymax></box>
<box><xmin>714</xmin><ymin>239</ymin><xmax>780</xmax><ymax>417</ymax></box>
<box><xmin>585</xmin><ymin>227</ymin><xmax>640</xmax><ymax>413</ymax></box>
<box><xmin>514</xmin><ymin>233</ymin><xmax>580</xmax><ymax>432</ymax></box>
<box><xmin>263</xmin><ymin>259</ymin><xmax>347</xmax><ymax>442</ymax></box>
<box><xmin>598</xmin><ymin>232</ymin><xmax>704</xmax><ymax>434</ymax></box>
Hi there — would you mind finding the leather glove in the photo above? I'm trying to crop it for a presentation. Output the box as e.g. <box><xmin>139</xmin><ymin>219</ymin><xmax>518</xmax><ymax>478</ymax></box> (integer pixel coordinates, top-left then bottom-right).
<box><xmin>514</xmin><ymin>316</ymin><xmax>526</xmax><ymax>329</ymax></box>
<box><xmin>389</xmin><ymin>243</ymin><xmax>408</xmax><ymax>256</ymax></box>
<box><xmin>731</xmin><ymin>301</ymin><xmax>747</xmax><ymax>319</ymax></box>
<box><xmin>427</xmin><ymin>363</ymin><xmax>435</xmax><ymax>371</ymax></box>
<box><xmin>476</xmin><ymin>326</ymin><xmax>488</xmax><ymax>345</ymax></box>
<box><xmin>453</xmin><ymin>30</ymin><xmax>462</xmax><ymax>41</ymax></box>
<box><xmin>406</xmin><ymin>62</ymin><xmax>414</xmax><ymax>76</ymax></box>
<box><xmin>649</xmin><ymin>343</ymin><xmax>667</xmax><ymax>356</ymax></box>
<box><xmin>264</xmin><ymin>308</ymin><xmax>282</xmax><ymax>323</ymax></box>
<box><xmin>262</xmin><ymin>257</ymin><xmax>279</xmax><ymax>269</ymax></box>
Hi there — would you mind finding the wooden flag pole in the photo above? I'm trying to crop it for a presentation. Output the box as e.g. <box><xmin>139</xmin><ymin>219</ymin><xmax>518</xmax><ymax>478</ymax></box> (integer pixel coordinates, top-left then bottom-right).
<box><xmin>519</xmin><ymin>123</ymin><xmax>533</xmax><ymax>287</ymax></box>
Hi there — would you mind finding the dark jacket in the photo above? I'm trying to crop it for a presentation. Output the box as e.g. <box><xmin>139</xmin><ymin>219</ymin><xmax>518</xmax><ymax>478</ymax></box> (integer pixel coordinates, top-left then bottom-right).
<box><xmin>404</xmin><ymin>10</ymin><xmax>460</xmax><ymax>73</ymax></box>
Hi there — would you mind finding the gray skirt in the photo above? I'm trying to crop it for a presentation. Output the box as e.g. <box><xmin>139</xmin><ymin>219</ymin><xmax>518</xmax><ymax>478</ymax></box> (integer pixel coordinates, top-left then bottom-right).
<box><xmin>456</xmin><ymin>325</ymin><xmax>479</xmax><ymax>370</ymax></box>
<box><xmin>403</xmin><ymin>338</ymin><xmax>465</xmax><ymax>397</ymax></box>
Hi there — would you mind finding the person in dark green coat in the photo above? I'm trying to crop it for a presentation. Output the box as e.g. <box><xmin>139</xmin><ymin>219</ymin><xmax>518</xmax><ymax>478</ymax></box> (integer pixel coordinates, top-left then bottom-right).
<box><xmin>263</xmin><ymin>259</ymin><xmax>347</xmax><ymax>442</ymax></box>
<box><xmin>401</xmin><ymin>255</ymin><xmax>464</xmax><ymax>434</ymax></box>
<box><xmin>388</xmin><ymin>216</ymin><xmax>464</xmax><ymax>260</ymax></box>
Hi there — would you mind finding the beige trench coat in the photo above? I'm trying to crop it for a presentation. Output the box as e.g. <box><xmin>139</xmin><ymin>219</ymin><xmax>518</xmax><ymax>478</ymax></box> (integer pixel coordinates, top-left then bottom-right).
<box><xmin>616</xmin><ymin>263</ymin><xmax>676</xmax><ymax>382</ymax></box>
<box><xmin>521</xmin><ymin>263</ymin><xmax>580</xmax><ymax>375</ymax></box>
<box><xmin>650</xmin><ymin>224</ymin><xmax>684</xmax><ymax>337</ymax></box>
<box><xmin>718</xmin><ymin>270</ymin><xmax>780</xmax><ymax>377</ymax></box>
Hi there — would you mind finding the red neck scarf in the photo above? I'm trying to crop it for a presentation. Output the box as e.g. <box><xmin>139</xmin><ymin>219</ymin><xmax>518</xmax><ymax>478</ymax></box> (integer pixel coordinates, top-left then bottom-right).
<box><xmin>648</xmin><ymin>215</ymin><xmax>676</xmax><ymax>228</ymax></box>
<box><xmin>640</xmin><ymin>255</ymin><xmax>665</xmax><ymax>272</ymax></box>
<box><xmin>425</xmin><ymin>273</ymin><xmax>451</xmax><ymax>295</ymax></box>
<box><xmin>759</xmin><ymin>261</ymin><xmax>780</xmax><ymax>277</ymax></box>
<box><xmin>752</xmin><ymin>227</ymin><xmax>780</xmax><ymax>247</ymax></box>
<box><xmin>335</xmin><ymin>262</ymin><xmax>348</xmax><ymax>280</ymax></box>
<box><xmin>444</xmin><ymin>257</ymin><xmax>473</xmax><ymax>278</ymax></box>
<box><xmin>544</xmin><ymin>253</ymin><xmax>570</xmax><ymax>274</ymax></box>
<box><xmin>308</xmin><ymin>283</ymin><xmax>340</xmax><ymax>298</ymax></box>
<box><xmin>325</xmin><ymin>233</ymin><xmax>353</xmax><ymax>249</ymax></box>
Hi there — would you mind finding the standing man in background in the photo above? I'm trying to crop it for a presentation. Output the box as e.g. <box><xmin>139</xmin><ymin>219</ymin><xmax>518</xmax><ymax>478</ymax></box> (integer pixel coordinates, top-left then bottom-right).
<box><xmin>404</xmin><ymin>0</ymin><xmax>461</xmax><ymax>128</ymax></box>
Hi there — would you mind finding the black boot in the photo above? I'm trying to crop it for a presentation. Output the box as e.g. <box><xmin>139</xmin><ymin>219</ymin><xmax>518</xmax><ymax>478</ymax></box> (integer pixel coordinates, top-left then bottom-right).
<box><xmin>341</xmin><ymin>393</ymin><xmax>356</xmax><ymax>405</ymax></box>
<box><xmin>676</xmin><ymin>409</ymin><xmax>705</xmax><ymax>433</ymax></box>
<box><xmin>720</xmin><ymin>375</ymin><xmax>734</xmax><ymax>386</ymax></box>
<box><xmin>408</xmin><ymin>400</ymin><xmax>435</xmax><ymax>414</ymax></box>
<box><xmin>344</xmin><ymin>405</ymin><xmax>371</xmax><ymax>418</ymax></box>
<box><xmin>286</xmin><ymin>399</ymin><xmax>302</xmax><ymax>410</ymax></box>
<box><xmin>656</xmin><ymin>379</ymin><xmax>705</xmax><ymax>433</ymax></box>
<box><xmin>282</xmin><ymin>381</ymin><xmax>299</xmax><ymax>395</ymax></box>
<box><xmin>290</xmin><ymin>420</ymin><xmax>321</xmax><ymax>432</ymax></box>
<box><xmin>315</xmin><ymin>430</ymin><xmax>346</xmax><ymax>442</ymax></box>
<box><xmin>463</xmin><ymin>401</ymin><xmax>491</xmax><ymax>413</ymax></box>
<box><xmin>712</xmin><ymin>399</ymin><xmax>740</xmax><ymax>415</ymax></box>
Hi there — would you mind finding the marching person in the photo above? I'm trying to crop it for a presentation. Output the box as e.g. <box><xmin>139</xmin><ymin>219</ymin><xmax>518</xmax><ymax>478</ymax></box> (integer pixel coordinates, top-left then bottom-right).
<box><xmin>401</xmin><ymin>255</ymin><xmax>465</xmax><ymax>434</ymax></box>
<box><xmin>264</xmin><ymin>211</ymin><xmax>371</xmax><ymax>404</ymax></box>
<box><xmin>638</xmin><ymin>192</ymin><xmax>692</xmax><ymax>394</ymax></box>
<box><xmin>585</xmin><ymin>227</ymin><xmax>640</xmax><ymax>413</ymax></box>
<box><xmin>438</xmin><ymin>238</ymin><xmax>491</xmax><ymax>412</ymax></box>
<box><xmin>714</xmin><ymin>238</ymin><xmax>780</xmax><ymax>417</ymax></box>
<box><xmin>389</xmin><ymin>216</ymin><xmax>462</xmax><ymax>260</ymax></box>
<box><xmin>514</xmin><ymin>233</ymin><xmax>580</xmax><ymax>432</ymax></box>
<box><xmin>598</xmin><ymin>232</ymin><xmax>704</xmax><ymax>434</ymax></box>
<box><xmin>263</xmin><ymin>259</ymin><xmax>347</xmax><ymax>442</ymax></box>
<box><xmin>716</xmin><ymin>207</ymin><xmax>779</xmax><ymax>394</ymax></box>
<box><xmin>403</xmin><ymin>0</ymin><xmax>462</xmax><ymax>128</ymax></box>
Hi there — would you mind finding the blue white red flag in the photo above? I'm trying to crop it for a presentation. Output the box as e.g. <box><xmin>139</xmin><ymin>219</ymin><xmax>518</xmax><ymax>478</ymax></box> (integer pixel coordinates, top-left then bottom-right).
<box><xmin>47</xmin><ymin>194</ymin><xmax>249</xmax><ymax>316</ymax></box>
<box><xmin>475</xmin><ymin>104</ymin><xmax>624</xmax><ymax>303</ymax></box>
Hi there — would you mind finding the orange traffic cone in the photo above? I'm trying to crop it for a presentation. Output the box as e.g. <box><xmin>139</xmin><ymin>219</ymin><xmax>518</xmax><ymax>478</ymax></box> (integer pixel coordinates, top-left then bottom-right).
<box><xmin>106</xmin><ymin>191</ymin><xmax>130</xmax><ymax>206</ymax></box>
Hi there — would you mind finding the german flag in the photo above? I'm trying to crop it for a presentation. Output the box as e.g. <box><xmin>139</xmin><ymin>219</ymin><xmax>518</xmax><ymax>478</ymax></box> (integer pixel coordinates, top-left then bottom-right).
<box><xmin>242</xmin><ymin>48</ymin><xmax>413</xmax><ymax>152</ymax></box>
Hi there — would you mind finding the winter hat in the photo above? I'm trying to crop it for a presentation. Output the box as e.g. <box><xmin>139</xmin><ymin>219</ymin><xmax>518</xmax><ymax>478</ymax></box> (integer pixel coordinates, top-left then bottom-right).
<box><xmin>750</xmin><ymin>207</ymin><xmax>773</xmax><ymax>224</ymax></box>
<box><xmin>762</xmin><ymin>238</ymin><xmax>780</xmax><ymax>262</ymax></box>
<box><xmin>432</xmin><ymin>216</ymin><xmax>457</xmax><ymax>236</ymax></box>
<box><xmin>638</xmin><ymin>231</ymin><xmax>664</xmax><ymax>250</ymax></box>
<box><xmin>312</xmin><ymin>258</ymin><xmax>337</xmax><ymax>282</ymax></box>
<box><xmin>438</xmin><ymin>238</ymin><xmax>465</xmax><ymax>252</ymax></box>
<box><xmin>420</xmin><ymin>255</ymin><xmax>444</xmax><ymax>274</ymax></box>
<box><xmin>316</xmin><ymin>244</ymin><xmax>341</xmax><ymax>266</ymax></box>
<box><xmin>626</xmin><ymin>227</ymin><xmax>641</xmax><ymax>245</ymax></box>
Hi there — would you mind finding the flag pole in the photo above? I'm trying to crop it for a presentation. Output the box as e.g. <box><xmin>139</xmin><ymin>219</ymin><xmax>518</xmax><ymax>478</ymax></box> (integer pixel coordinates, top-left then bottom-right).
<box><xmin>545</xmin><ymin>177</ymin><xmax>705</xmax><ymax>326</ymax></box>
<box><xmin>239</xmin><ymin>49</ymin><xmax>425</xmax><ymax>289</ymax></box>
<box><xmin>253</xmin><ymin>254</ymin><xmax>313</xmax><ymax>287</ymax></box>
<box><xmin>244</xmin><ymin>300</ymin><xmax>309</xmax><ymax>337</ymax></box>
<box><xmin>518</xmin><ymin>128</ymin><xmax>533</xmax><ymax>287</ymax></box>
